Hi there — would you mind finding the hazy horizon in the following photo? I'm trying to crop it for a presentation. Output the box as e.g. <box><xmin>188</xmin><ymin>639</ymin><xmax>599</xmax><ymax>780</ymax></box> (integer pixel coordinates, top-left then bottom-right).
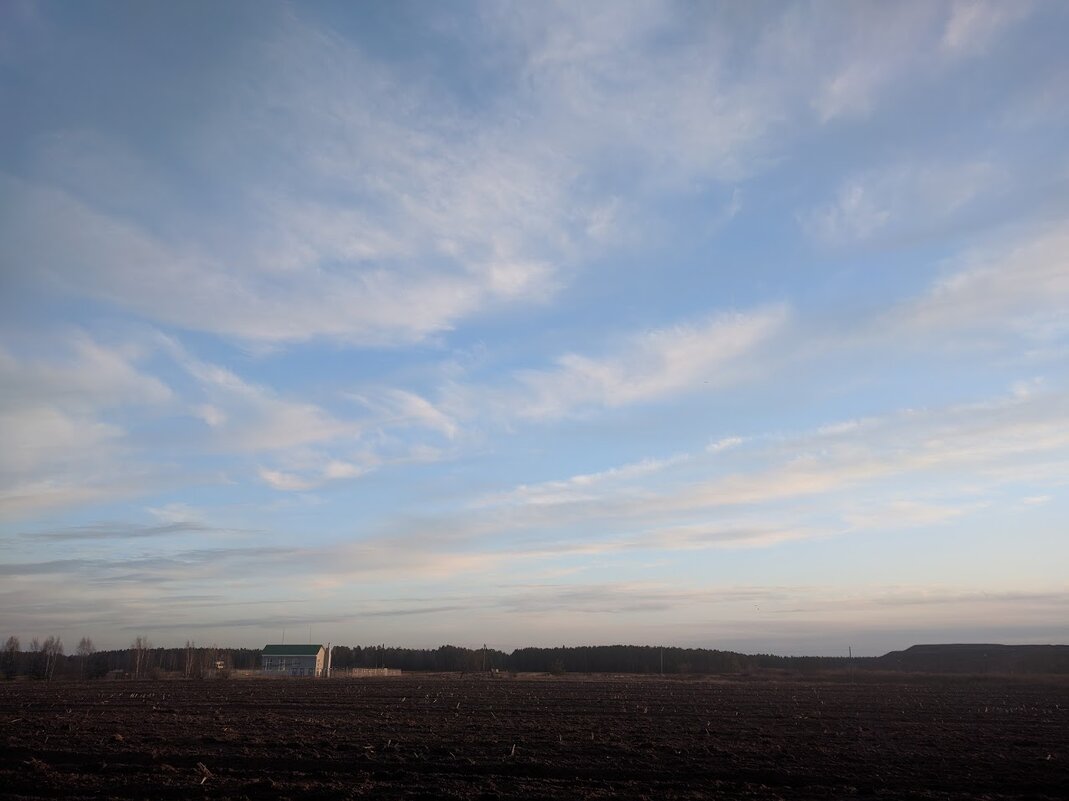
<box><xmin>2</xmin><ymin>1</ymin><xmax>1067</xmax><ymax>657</ymax></box>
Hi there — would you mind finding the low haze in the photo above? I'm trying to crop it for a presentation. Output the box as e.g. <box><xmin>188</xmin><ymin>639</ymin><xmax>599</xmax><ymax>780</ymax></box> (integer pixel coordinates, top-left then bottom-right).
<box><xmin>1</xmin><ymin>0</ymin><xmax>1067</xmax><ymax>655</ymax></box>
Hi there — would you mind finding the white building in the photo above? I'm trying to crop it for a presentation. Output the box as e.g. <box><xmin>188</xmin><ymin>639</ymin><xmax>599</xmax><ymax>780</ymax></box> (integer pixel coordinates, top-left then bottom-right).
<box><xmin>260</xmin><ymin>644</ymin><xmax>328</xmax><ymax>677</ymax></box>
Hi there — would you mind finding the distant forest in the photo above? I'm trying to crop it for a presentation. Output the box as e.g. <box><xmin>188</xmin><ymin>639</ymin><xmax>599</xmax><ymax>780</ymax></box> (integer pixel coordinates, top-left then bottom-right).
<box><xmin>3</xmin><ymin>637</ymin><xmax>1067</xmax><ymax>680</ymax></box>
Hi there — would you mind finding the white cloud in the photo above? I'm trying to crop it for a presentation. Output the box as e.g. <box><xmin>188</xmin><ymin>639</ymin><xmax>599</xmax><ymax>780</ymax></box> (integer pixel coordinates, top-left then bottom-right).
<box><xmin>4</xmin><ymin>2</ymin><xmax>647</xmax><ymax>349</ymax></box>
<box><xmin>802</xmin><ymin>160</ymin><xmax>999</xmax><ymax>246</ymax></box>
<box><xmin>257</xmin><ymin>467</ymin><xmax>317</xmax><ymax>492</ymax></box>
<box><xmin>323</xmin><ymin>460</ymin><xmax>366</xmax><ymax>481</ymax></box>
<box><xmin>0</xmin><ymin>479</ymin><xmax>131</xmax><ymax>522</ymax></box>
<box><xmin>481</xmin><ymin>306</ymin><xmax>790</xmax><ymax>421</ymax></box>
<box><xmin>0</xmin><ymin>335</ymin><xmax>171</xmax><ymax>412</ymax></box>
<box><xmin>147</xmin><ymin>503</ymin><xmax>203</xmax><ymax>524</ymax></box>
<box><xmin>0</xmin><ymin>336</ymin><xmax>176</xmax><ymax>519</ymax></box>
<box><xmin>804</xmin><ymin>179</ymin><xmax>891</xmax><ymax>243</ymax></box>
<box><xmin>351</xmin><ymin>389</ymin><xmax>459</xmax><ymax>440</ymax></box>
<box><xmin>707</xmin><ymin>436</ymin><xmax>744</xmax><ymax>453</ymax></box>
<box><xmin>1021</xmin><ymin>495</ymin><xmax>1052</xmax><ymax>506</ymax></box>
<box><xmin>942</xmin><ymin>0</ymin><xmax>1032</xmax><ymax>55</ymax></box>
<box><xmin>642</xmin><ymin>521</ymin><xmax>826</xmax><ymax>551</ymax></box>
<box><xmin>673</xmin><ymin>389</ymin><xmax>1069</xmax><ymax>514</ymax></box>
<box><xmin>0</xmin><ymin>405</ymin><xmax>120</xmax><ymax>477</ymax></box>
<box><xmin>0</xmin><ymin>3</ymin><xmax>872</xmax><ymax>356</ymax></box>
<box><xmin>434</xmin><ymin>385</ymin><xmax>1069</xmax><ymax>564</ymax></box>
<box><xmin>891</xmin><ymin>221</ymin><xmax>1069</xmax><ymax>337</ymax></box>
<box><xmin>256</xmin><ymin>457</ymin><xmax>373</xmax><ymax>492</ymax></box>
<box><xmin>841</xmin><ymin>499</ymin><xmax>979</xmax><ymax>530</ymax></box>
<box><xmin>0</xmin><ymin>177</ymin><xmax>558</xmax><ymax>347</ymax></box>
<box><xmin>800</xmin><ymin>1</ymin><xmax>1031</xmax><ymax>122</ymax></box>
<box><xmin>2</xmin><ymin>1</ymin><xmax>1046</xmax><ymax>358</ymax></box>
<box><xmin>475</xmin><ymin>454</ymin><xmax>690</xmax><ymax>509</ymax></box>
<box><xmin>194</xmin><ymin>404</ymin><xmax>226</xmax><ymax>428</ymax></box>
<box><xmin>502</xmin><ymin>2</ymin><xmax>785</xmax><ymax>186</ymax></box>
<box><xmin>160</xmin><ymin>338</ymin><xmax>359</xmax><ymax>453</ymax></box>
<box><xmin>783</xmin><ymin>2</ymin><xmax>943</xmax><ymax>122</ymax></box>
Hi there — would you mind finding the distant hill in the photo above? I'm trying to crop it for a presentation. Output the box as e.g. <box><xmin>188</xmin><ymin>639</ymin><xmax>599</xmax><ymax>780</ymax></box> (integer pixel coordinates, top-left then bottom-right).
<box><xmin>874</xmin><ymin>644</ymin><xmax>1069</xmax><ymax>674</ymax></box>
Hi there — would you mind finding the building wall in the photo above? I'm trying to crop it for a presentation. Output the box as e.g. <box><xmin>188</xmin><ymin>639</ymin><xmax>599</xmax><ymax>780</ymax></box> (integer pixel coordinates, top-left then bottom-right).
<box><xmin>261</xmin><ymin>651</ymin><xmax>324</xmax><ymax>676</ymax></box>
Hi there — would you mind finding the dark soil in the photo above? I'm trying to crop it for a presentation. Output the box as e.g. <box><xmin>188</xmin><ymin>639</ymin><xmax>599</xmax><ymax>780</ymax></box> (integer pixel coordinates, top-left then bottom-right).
<box><xmin>1</xmin><ymin>674</ymin><xmax>1066</xmax><ymax>799</ymax></box>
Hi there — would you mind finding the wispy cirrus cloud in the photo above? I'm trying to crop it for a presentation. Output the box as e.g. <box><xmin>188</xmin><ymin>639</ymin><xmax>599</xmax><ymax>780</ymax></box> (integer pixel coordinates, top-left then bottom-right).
<box><xmin>350</xmin><ymin>389</ymin><xmax>459</xmax><ymax>440</ymax></box>
<box><xmin>431</xmin><ymin>384</ymin><xmax>1069</xmax><ymax>561</ymax></box>
<box><xmin>886</xmin><ymin>220</ymin><xmax>1069</xmax><ymax>342</ymax></box>
<box><xmin>448</xmin><ymin>306</ymin><xmax>790</xmax><ymax>422</ymax></box>
<box><xmin>8</xmin><ymin>2</ymin><xmax>1019</xmax><ymax>353</ymax></box>
<box><xmin>0</xmin><ymin>175</ymin><xmax>554</xmax><ymax>348</ymax></box>
<box><xmin>942</xmin><ymin>0</ymin><xmax>1033</xmax><ymax>56</ymax></box>
<box><xmin>0</xmin><ymin>335</ymin><xmax>177</xmax><ymax>520</ymax></box>
<box><xmin>474</xmin><ymin>453</ymin><xmax>691</xmax><ymax>510</ymax></box>
<box><xmin>801</xmin><ymin>160</ymin><xmax>1001</xmax><ymax>246</ymax></box>
<box><xmin>162</xmin><ymin>338</ymin><xmax>359</xmax><ymax>453</ymax></box>
<box><xmin>256</xmin><ymin>461</ymin><xmax>369</xmax><ymax>492</ymax></box>
<box><xmin>0</xmin><ymin>1</ymin><xmax>592</xmax><ymax>349</ymax></box>
<box><xmin>18</xmin><ymin>520</ymin><xmax>222</xmax><ymax>542</ymax></box>
<box><xmin>663</xmin><ymin>387</ymin><xmax>1069</xmax><ymax>514</ymax></box>
<box><xmin>796</xmin><ymin>1</ymin><xmax>1031</xmax><ymax>122</ymax></box>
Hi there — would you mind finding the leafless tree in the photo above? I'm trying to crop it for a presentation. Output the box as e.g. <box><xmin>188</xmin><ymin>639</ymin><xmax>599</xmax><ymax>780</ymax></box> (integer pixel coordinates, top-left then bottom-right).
<box><xmin>2</xmin><ymin>636</ymin><xmax>18</xmax><ymax>680</ymax></box>
<box><xmin>29</xmin><ymin>636</ymin><xmax>43</xmax><ymax>678</ymax></box>
<box><xmin>76</xmin><ymin>637</ymin><xmax>95</xmax><ymax>678</ymax></box>
<box><xmin>201</xmin><ymin>644</ymin><xmax>219</xmax><ymax>677</ymax></box>
<box><xmin>184</xmin><ymin>640</ymin><xmax>198</xmax><ymax>679</ymax></box>
<box><xmin>42</xmin><ymin>636</ymin><xmax>64</xmax><ymax>680</ymax></box>
<box><xmin>131</xmin><ymin>636</ymin><xmax>151</xmax><ymax>679</ymax></box>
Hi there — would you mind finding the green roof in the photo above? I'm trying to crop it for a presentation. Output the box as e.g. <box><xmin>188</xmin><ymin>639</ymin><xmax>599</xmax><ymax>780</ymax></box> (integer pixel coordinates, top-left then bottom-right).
<box><xmin>262</xmin><ymin>644</ymin><xmax>324</xmax><ymax>656</ymax></box>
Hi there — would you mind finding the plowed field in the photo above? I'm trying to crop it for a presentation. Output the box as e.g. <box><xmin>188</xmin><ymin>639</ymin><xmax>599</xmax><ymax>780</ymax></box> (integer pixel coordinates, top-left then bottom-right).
<box><xmin>2</xmin><ymin>674</ymin><xmax>1066</xmax><ymax>799</ymax></box>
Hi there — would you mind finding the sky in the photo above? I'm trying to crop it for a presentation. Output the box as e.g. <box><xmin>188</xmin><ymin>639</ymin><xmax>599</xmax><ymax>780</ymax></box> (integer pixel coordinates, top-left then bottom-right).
<box><xmin>1</xmin><ymin>0</ymin><xmax>1067</xmax><ymax>657</ymax></box>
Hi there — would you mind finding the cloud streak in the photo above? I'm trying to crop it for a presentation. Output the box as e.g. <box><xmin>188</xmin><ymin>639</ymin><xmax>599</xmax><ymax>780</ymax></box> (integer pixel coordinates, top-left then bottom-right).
<box><xmin>446</xmin><ymin>306</ymin><xmax>790</xmax><ymax>423</ymax></box>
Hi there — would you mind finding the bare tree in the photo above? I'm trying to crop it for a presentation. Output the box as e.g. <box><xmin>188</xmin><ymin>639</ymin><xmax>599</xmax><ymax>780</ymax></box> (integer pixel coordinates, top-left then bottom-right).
<box><xmin>42</xmin><ymin>636</ymin><xmax>64</xmax><ymax>680</ymax></box>
<box><xmin>76</xmin><ymin>637</ymin><xmax>95</xmax><ymax>678</ymax></box>
<box><xmin>131</xmin><ymin>636</ymin><xmax>151</xmax><ymax>679</ymax></box>
<box><xmin>200</xmin><ymin>643</ymin><xmax>219</xmax><ymax>677</ymax></box>
<box><xmin>29</xmin><ymin>636</ymin><xmax>43</xmax><ymax>679</ymax></box>
<box><xmin>1</xmin><ymin>636</ymin><xmax>18</xmax><ymax>680</ymax></box>
<box><xmin>184</xmin><ymin>640</ymin><xmax>197</xmax><ymax>679</ymax></box>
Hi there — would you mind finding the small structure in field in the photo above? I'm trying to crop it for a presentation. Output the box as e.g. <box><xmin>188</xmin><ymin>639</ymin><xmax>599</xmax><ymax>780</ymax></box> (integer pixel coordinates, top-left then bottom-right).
<box><xmin>345</xmin><ymin>667</ymin><xmax>402</xmax><ymax>677</ymax></box>
<box><xmin>261</xmin><ymin>644</ymin><xmax>329</xmax><ymax>677</ymax></box>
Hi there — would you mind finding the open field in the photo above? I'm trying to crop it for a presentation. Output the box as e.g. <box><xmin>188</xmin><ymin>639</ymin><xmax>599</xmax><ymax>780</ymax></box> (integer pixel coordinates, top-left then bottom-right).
<box><xmin>2</xmin><ymin>674</ymin><xmax>1067</xmax><ymax>800</ymax></box>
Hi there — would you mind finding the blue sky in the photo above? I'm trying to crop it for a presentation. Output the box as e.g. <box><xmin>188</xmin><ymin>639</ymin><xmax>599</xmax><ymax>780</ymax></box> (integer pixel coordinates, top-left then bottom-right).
<box><xmin>1</xmin><ymin>0</ymin><xmax>1067</xmax><ymax>656</ymax></box>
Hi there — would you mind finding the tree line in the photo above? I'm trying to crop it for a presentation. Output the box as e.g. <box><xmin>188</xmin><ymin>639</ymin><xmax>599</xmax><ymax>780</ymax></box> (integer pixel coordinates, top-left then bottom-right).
<box><xmin>332</xmin><ymin>644</ymin><xmax>849</xmax><ymax>674</ymax></box>
<box><xmin>3</xmin><ymin>637</ymin><xmax>844</xmax><ymax>679</ymax></box>
<box><xmin>1</xmin><ymin>635</ymin><xmax>261</xmax><ymax>680</ymax></box>
<box><xmin>7</xmin><ymin>639</ymin><xmax>1064</xmax><ymax>680</ymax></box>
